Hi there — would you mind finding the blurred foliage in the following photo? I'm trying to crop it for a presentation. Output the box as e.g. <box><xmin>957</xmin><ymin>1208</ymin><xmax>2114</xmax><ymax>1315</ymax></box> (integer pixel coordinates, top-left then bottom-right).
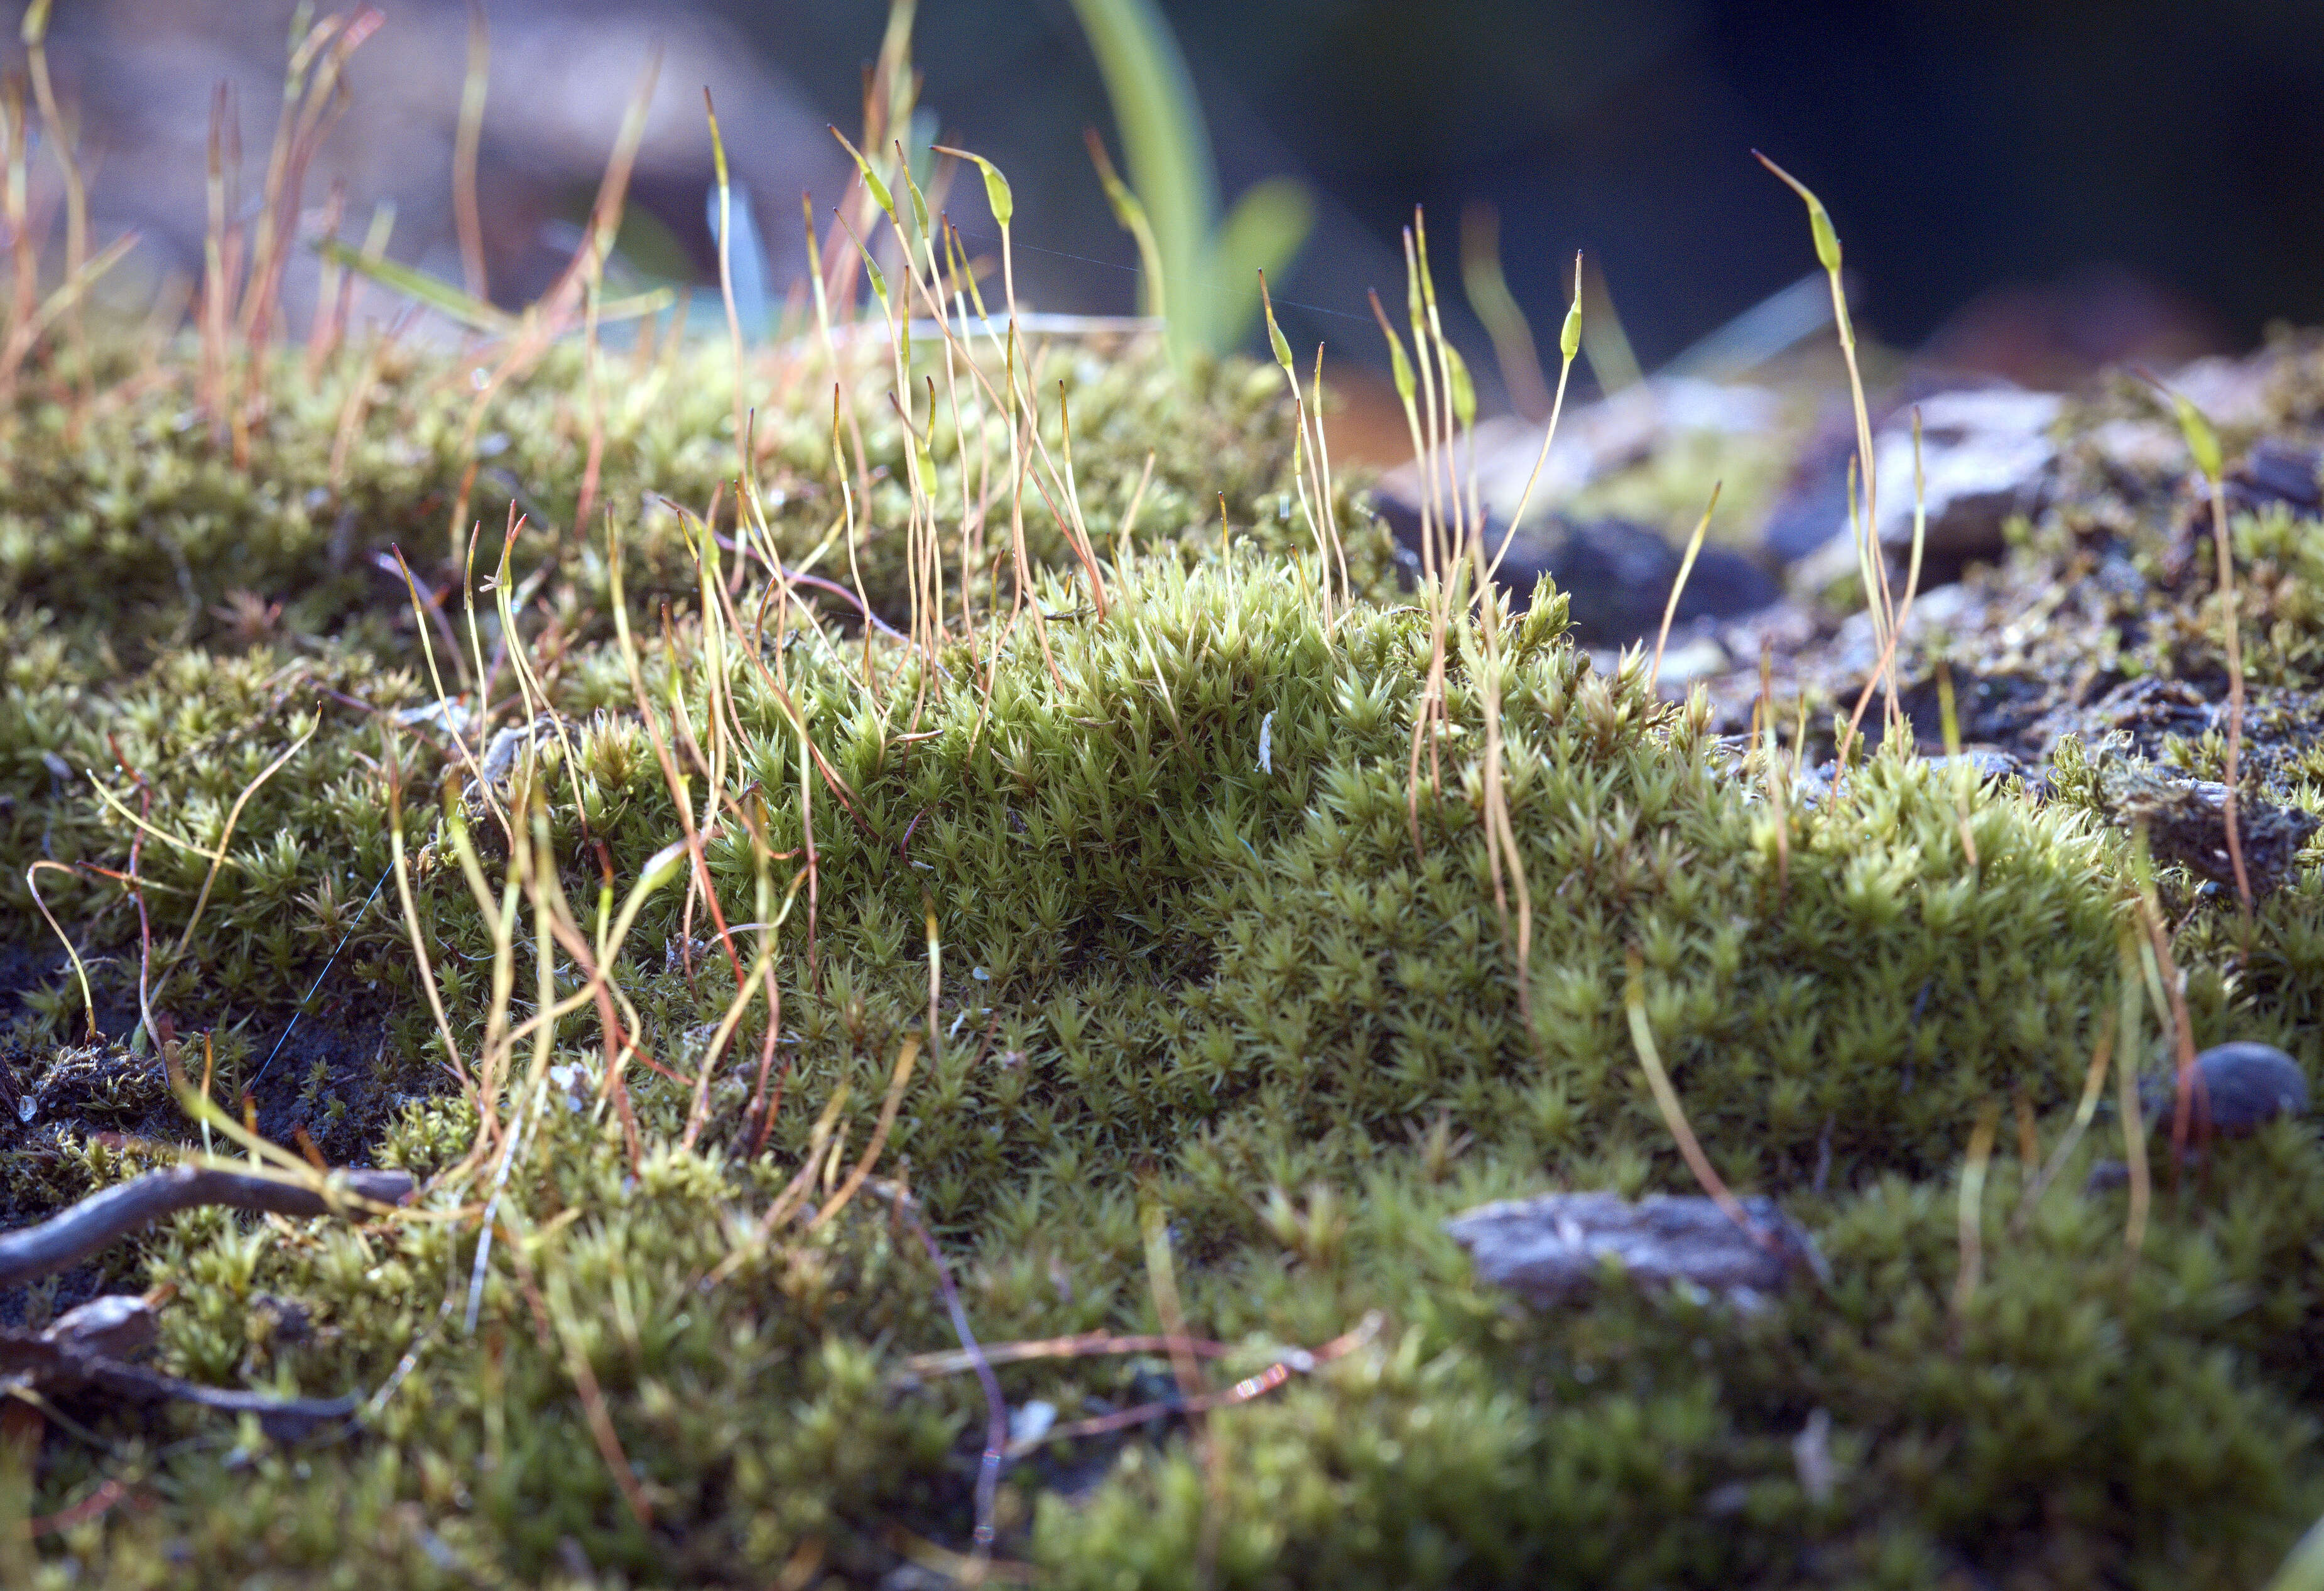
<box><xmin>1069</xmin><ymin>0</ymin><xmax>1315</xmax><ymax>361</ymax></box>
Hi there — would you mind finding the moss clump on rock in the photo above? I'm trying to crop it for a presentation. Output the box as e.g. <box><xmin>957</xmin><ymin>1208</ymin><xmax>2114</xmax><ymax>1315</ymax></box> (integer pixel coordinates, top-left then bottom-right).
<box><xmin>4</xmin><ymin>187</ymin><xmax>2324</xmax><ymax>1591</ymax></box>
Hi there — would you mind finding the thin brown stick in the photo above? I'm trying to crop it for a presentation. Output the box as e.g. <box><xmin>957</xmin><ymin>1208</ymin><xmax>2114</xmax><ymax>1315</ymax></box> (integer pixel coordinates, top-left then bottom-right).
<box><xmin>1950</xmin><ymin>1100</ymin><xmax>1999</xmax><ymax>1332</ymax></box>
<box><xmin>2206</xmin><ymin>485</ymin><xmax>2253</xmax><ymax>923</ymax></box>
<box><xmin>809</xmin><ymin>1035</ymin><xmax>921</xmax><ymax>1231</ymax></box>
<box><xmin>1649</xmin><ymin>482</ymin><xmax>1721</xmax><ymax>698</ymax></box>
<box><xmin>900</xmin><ymin>1332</ymin><xmax>1235</xmax><ymax>1381</ymax></box>
<box><xmin>1625</xmin><ymin>950</ymin><xmax>1779</xmax><ymax>1254</ymax></box>
<box><xmin>1004</xmin><ymin>1312</ymin><xmax>1383</xmax><ymax>1459</ymax></box>
<box><xmin>0</xmin><ymin>1331</ymin><xmax>363</xmax><ymax>1443</ymax></box>
<box><xmin>0</xmin><ymin>1166</ymin><xmax>411</xmax><ymax>1290</ymax></box>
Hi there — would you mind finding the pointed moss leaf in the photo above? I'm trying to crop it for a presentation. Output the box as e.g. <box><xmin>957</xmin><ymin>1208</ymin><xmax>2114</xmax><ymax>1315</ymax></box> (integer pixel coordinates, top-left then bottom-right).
<box><xmin>935</xmin><ymin>146</ymin><xmax>1014</xmax><ymax>230</ymax></box>
<box><xmin>2170</xmin><ymin>391</ymin><xmax>2224</xmax><ymax>483</ymax></box>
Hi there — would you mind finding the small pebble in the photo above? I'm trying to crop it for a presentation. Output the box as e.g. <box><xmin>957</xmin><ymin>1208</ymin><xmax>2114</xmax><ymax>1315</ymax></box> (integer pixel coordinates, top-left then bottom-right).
<box><xmin>1007</xmin><ymin>1399</ymin><xmax>1057</xmax><ymax>1447</ymax></box>
<box><xmin>2139</xmin><ymin>1041</ymin><xmax>2309</xmax><ymax>1138</ymax></box>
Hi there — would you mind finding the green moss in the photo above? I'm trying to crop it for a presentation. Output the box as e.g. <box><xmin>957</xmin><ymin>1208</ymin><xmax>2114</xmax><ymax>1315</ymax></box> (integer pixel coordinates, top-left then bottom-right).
<box><xmin>4</xmin><ymin>313</ymin><xmax>2324</xmax><ymax>1588</ymax></box>
<box><xmin>0</xmin><ymin>335</ymin><xmax>1366</xmax><ymax>672</ymax></box>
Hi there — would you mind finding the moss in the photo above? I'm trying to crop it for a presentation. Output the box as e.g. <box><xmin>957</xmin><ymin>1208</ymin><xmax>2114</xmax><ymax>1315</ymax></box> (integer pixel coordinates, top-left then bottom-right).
<box><xmin>4</xmin><ymin>306</ymin><xmax>2324</xmax><ymax>1587</ymax></box>
<box><xmin>0</xmin><ymin>334</ymin><xmax>1367</xmax><ymax>673</ymax></box>
<box><xmin>1036</xmin><ymin>1144</ymin><xmax>2324</xmax><ymax>1590</ymax></box>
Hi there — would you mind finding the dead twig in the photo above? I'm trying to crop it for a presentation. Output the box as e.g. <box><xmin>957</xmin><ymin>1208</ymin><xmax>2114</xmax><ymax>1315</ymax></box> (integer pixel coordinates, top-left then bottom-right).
<box><xmin>0</xmin><ymin>1165</ymin><xmax>412</xmax><ymax>1290</ymax></box>
<box><xmin>0</xmin><ymin>1167</ymin><xmax>412</xmax><ymax>1445</ymax></box>
<box><xmin>1002</xmin><ymin>1311</ymin><xmax>1383</xmax><ymax>1460</ymax></box>
<box><xmin>898</xmin><ymin>1330</ymin><xmax>1234</xmax><ymax>1382</ymax></box>
<box><xmin>875</xmin><ymin>1182</ymin><xmax>1007</xmax><ymax>1561</ymax></box>
<box><xmin>1</xmin><ymin>1318</ymin><xmax>362</xmax><ymax>1444</ymax></box>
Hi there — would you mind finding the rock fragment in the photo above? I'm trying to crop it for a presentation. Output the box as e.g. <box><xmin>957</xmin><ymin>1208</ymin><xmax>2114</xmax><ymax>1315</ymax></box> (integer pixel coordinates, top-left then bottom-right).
<box><xmin>43</xmin><ymin>1294</ymin><xmax>158</xmax><ymax>1360</ymax></box>
<box><xmin>2140</xmin><ymin>1041</ymin><xmax>2310</xmax><ymax>1138</ymax></box>
<box><xmin>1446</xmin><ymin>1191</ymin><xmax>1824</xmax><ymax>1310</ymax></box>
<box><xmin>1777</xmin><ymin>385</ymin><xmax>2061</xmax><ymax>588</ymax></box>
<box><xmin>2227</xmin><ymin>437</ymin><xmax>2323</xmax><ymax>516</ymax></box>
<box><xmin>1370</xmin><ymin>499</ymin><xmax>1778</xmax><ymax>645</ymax></box>
<box><xmin>2100</xmin><ymin>765</ymin><xmax>2321</xmax><ymax>897</ymax></box>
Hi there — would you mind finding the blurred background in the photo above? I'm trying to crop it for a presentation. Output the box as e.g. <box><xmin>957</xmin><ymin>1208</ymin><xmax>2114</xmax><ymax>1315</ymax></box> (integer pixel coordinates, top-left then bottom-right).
<box><xmin>28</xmin><ymin>0</ymin><xmax>2324</xmax><ymax>415</ymax></box>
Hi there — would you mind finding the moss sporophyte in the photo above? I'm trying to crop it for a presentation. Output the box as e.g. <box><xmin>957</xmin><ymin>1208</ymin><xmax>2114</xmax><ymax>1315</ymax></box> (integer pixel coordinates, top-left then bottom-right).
<box><xmin>1</xmin><ymin>4</ymin><xmax>2322</xmax><ymax>1587</ymax></box>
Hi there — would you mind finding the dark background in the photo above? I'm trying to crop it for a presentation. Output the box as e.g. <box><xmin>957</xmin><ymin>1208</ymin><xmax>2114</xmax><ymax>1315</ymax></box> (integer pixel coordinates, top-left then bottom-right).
<box><xmin>720</xmin><ymin>0</ymin><xmax>2324</xmax><ymax>383</ymax></box>
<box><xmin>39</xmin><ymin>0</ymin><xmax>2324</xmax><ymax>398</ymax></box>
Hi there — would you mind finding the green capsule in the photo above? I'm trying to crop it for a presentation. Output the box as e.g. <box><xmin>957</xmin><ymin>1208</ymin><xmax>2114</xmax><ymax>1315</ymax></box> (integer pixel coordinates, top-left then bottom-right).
<box><xmin>935</xmin><ymin>146</ymin><xmax>1015</xmax><ymax>231</ymax></box>
<box><xmin>1445</xmin><ymin>342</ymin><xmax>1476</xmax><ymax>431</ymax></box>
<box><xmin>830</xmin><ymin>127</ymin><xmax>896</xmax><ymax>224</ymax></box>
<box><xmin>2170</xmin><ymin>392</ymin><xmax>2224</xmax><ymax>484</ymax></box>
